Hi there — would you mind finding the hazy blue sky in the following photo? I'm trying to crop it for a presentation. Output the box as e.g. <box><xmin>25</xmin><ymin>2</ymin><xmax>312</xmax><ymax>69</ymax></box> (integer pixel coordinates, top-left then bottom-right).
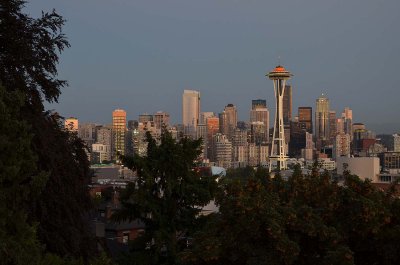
<box><xmin>26</xmin><ymin>0</ymin><xmax>400</xmax><ymax>133</ymax></box>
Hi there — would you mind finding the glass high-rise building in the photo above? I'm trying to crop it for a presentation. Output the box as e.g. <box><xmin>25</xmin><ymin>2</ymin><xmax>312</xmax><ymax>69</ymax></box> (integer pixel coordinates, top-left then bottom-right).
<box><xmin>298</xmin><ymin>107</ymin><xmax>312</xmax><ymax>133</ymax></box>
<box><xmin>112</xmin><ymin>109</ymin><xmax>126</xmax><ymax>159</ymax></box>
<box><xmin>315</xmin><ymin>94</ymin><xmax>330</xmax><ymax>145</ymax></box>
<box><xmin>283</xmin><ymin>85</ymin><xmax>292</xmax><ymax>125</ymax></box>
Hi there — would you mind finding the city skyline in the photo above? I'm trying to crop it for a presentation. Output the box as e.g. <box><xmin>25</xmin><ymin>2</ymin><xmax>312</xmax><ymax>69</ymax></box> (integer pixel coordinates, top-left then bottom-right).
<box><xmin>25</xmin><ymin>1</ymin><xmax>400</xmax><ymax>133</ymax></box>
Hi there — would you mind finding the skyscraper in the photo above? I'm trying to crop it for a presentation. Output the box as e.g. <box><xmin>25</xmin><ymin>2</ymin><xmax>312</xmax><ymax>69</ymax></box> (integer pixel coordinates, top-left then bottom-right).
<box><xmin>139</xmin><ymin>113</ymin><xmax>153</xmax><ymax>123</ymax></box>
<box><xmin>329</xmin><ymin>111</ymin><xmax>337</xmax><ymax>143</ymax></box>
<box><xmin>96</xmin><ymin>125</ymin><xmax>112</xmax><ymax>162</ymax></box>
<box><xmin>298</xmin><ymin>107</ymin><xmax>312</xmax><ymax>133</ymax></box>
<box><xmin>182</xmin><ymin>90</ymin><xmax>200</xmax><ymax>137</ymax></box>
<box><xmin>283</xmin><ymin>85</ymin><xmax>292</xmax><ymax>125</ymax></box>
<box><xmin>250</xmin><ymin>100</ymin><xmax>269</xmax><ymax>143</ymax></box>
<box><xmin>206</xmin><ymin>116</ymin><xmax>219</xmax><ymax>161</ymax></box>
<box><xmin>251</xmin><ymin>99</ymin><xmax>267</xmax><ymax>109</ymax></box>
<box><xmin>333</xmin><ymin>133</ymin><xmax>351</xmax><ymax>159</ymax></box>
<box><xmin>112</xmin><ymin>109</ymin><xmax>126</xmax><ymax>159</ymax></box>
<box><xmin>219</xmin><ymin>104</ymin><xmax>237</xmax><ymax>140</ymax></box>
<box><xmin>315</xmin><ymin>94</ymin><xmax>330</xmax><ymax>147</ymax></box>
<box><xmin>342</xmin><ymin>107</ymin><xmax>353</xmax><ymax>138</ymax></box>
<box><xmin>212</xmin><ymin>133</ymin><xmax>232</xmax><ymax>169</ymax></box>
<box><xmin>153</xmin><ymin>111</ymin><xmax>170</xmax><ymax>129</ymax></box>
<box><xmin>200</xmin><ymin>112</ymin><xmax>214</xmax><ymax>124</ymax></box>
<box><xmin>267</xmin><ymin>65</ymin><xmax>293</xmax><ymax>172</ymax></box>
<box><xmin>393</xmin><ymin>134</ymin><xmax>400</xmax><ymax>152</ymax></box>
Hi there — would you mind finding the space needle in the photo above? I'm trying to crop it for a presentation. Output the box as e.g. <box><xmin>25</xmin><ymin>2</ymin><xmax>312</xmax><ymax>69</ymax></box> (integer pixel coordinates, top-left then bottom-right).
<box><xmin>266</xmin><ymin>65</ymin><xmax>293</xmax><ymax>172</ymax></box>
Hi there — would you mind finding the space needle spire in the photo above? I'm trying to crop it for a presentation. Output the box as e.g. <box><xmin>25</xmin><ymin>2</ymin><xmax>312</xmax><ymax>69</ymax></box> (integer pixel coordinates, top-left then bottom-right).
<box><xmin>266</xmin><ymin>65</ymin><xmax>293</xmax><ymax>172</ymax></box>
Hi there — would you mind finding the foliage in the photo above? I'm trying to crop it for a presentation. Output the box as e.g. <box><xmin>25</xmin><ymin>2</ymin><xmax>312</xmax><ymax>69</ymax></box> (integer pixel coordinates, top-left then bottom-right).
<box><xmin>0</xmin><ymin>85</ymin><xmax>44</xmax><ymax>264</ymax></box>
<box><xmin>0</xmin><ymin>0</ymin><xmax>94</xmax><ymax>260</ymax></box>
<box><xmin>113</xmin><ymin>131</ymin><xmax>217</xmax><ymax>265</ymax></box>
<box><xmin>183</xmin><ymin>165</ymin><xmax>400</xmax><ymax>265</ymax></box>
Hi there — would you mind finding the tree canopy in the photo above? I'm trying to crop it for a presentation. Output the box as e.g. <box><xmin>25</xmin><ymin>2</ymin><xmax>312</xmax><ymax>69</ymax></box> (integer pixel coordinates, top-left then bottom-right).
<box><xmin>0</xmin><ymin>0</ymin><xmax>95</xmax><ymax>262</ymax></box>
<box><xmin>114</xmin><ymin>131</ymin><xmax>217</xmax><ymax>265</ymax></box>
<box><xmin>182</xmin><ymin>166</ymin><xmax>400</xmax><ymax>265</ymax></box>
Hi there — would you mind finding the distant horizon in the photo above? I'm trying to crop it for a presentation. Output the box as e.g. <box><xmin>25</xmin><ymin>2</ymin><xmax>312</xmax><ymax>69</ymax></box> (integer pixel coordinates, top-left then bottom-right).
<box><xmin>56</xmin><ymin>92</ymin><xmax>399</xmax><ymax>135</ymax></box>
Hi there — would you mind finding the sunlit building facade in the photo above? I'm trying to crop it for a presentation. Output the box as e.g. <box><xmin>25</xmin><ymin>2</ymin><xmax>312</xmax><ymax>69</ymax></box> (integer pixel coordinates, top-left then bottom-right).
<box><xmin>64</xmin><ymin>117</ymin><xmax>79</xmax><ymax>132</ymax></box>
<box><xmin>112</xmin><ymin>109</ymin><xmax>126</xmax><ymax>159</ymax></box>
<box><xmin>182</xmin><ymin>90</ymin><xmax>200</xmax><ymax>137</ymax></box>
<box><xmin>219</xmin><ymin>104</ymin><xmax>238</xmax><ymax>140</ymax></box>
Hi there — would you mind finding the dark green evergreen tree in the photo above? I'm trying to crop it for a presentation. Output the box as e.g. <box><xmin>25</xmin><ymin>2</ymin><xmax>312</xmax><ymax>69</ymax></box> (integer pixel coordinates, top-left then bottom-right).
<box><xmin>0</xmin><ymin>85</ymin><xmax>43</xmax><ymax>264</ymax></box>
<box><xmin>113</xmin><ymin>131</ymin><xmax>217</xmax><ymax>265</ymax></box>
<box><xmin>0</xmin><ymin>0</ymin><xmax>94</xmax><ymax>259</ymax></box>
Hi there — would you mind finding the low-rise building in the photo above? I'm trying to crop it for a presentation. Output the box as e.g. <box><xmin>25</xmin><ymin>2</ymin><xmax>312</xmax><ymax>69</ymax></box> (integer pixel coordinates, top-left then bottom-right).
<box><xmin>336</xmin><ymin>157</ymin><xmax>380</xmax><ymax>182</ymax></box>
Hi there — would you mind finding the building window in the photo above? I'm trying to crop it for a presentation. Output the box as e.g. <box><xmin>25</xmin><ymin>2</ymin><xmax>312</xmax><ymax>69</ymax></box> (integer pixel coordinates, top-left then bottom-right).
<box><xmin>380</xmin><ymin>175</ymin><xmax>392</xmax><ymax>182</ymax></box>
<box><xmin>122</xmin><ymin>232</ymin><xmax>129</xmax><ymax>244</ymax></box>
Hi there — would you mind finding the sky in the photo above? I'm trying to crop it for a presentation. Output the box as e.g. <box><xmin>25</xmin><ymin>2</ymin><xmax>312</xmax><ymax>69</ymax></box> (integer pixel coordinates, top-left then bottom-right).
<box><xmin>26</xmin><ymin>0</ymin><xmax>400</xmax><ymax>133</ymax></box>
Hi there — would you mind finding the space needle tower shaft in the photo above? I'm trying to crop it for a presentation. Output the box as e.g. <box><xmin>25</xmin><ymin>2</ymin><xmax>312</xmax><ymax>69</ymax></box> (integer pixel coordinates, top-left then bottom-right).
<box><xmin>266</xmin><ymin>65</ymin><xmax>293</xmax><ymax>172</ymax></box>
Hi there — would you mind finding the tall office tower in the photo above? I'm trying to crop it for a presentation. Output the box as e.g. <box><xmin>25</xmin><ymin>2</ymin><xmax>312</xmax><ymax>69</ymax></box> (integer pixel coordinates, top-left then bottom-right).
<box><xmin>200</xmin><ymin>112</ymin><xmax>214</xmax><ymax>124</ymax></box>
<box><xmin>206</xmin><ymin>116</ymin><xmax>220</xmax><ymax>161</ymax></box>
<box><xmin>137</xmin><ymin>121</ymin><xmax>160</xmax><ymax>156</ymax></box>
<box><xmin>112</xmin><ymin>109</ymin><xmax>127</xmax><ymax>159</ymax></box>
<box><xmin>219</xmin><ymin>104</ymin><xmax>238</xmax><ymax>140</ymax></box>
<box><xmin>298</xmin><ymin>107</ymin><xmax>313</xmax><ymax>133</ymax></box>
<box><xmin>232</xmin><ymin>128</ymin><xmax>248</xmax><ymax>146</ymax></box>
<box><xmin>289</xmin><ymin>121</ymin><xmax>306</xmax><ymax>158</ymax></box>
<box><xmin>182</xmin><ymin>90</ymin><xmax>200</xmax><ymax>137</ymax></box>
<box><xmin>127</xmin><ymin>120</ymin><xmax>138</xmax><ymax>130</ymax></box>
<box><xmin>237</xmin><ymin>121</ymin><xmax>249</xmax><ymax>130</ymax></box>
<box><xmin>153</xmin><ymin>111</ymin><xmax>170</xmax><ymax>129</ymax></box>
<box><xmin>96</xmin><ymin>126</ymin><xmax>113</xmax><ymax>161</ymax></box>
<box><xmin>78</xmin><ymin>123</ymin><xmax>97</xmax><ymax>148</ymax></box>
<box><xmin>267</xmin><ymin>65</ymin><xmax>293</xmax><ymax>172</ymax></box>
<box><xmin>342</xmin><ymin>107</ymin><xmax>353</xmax><ymax>138</ymax></box>
<box><xmin>64</xmin><ymin>117</ymin><xmax>79</xmax><ymax>132</ymax></box>
<box><xmin>393</xmin><ymin>134</ymin><xmax>400</xmax><ymax>152</ymax></box>
<box><xmin>329</xmin><ymin>111</ymin><xmax>337</xmax><ymax>143</ymax></box>
<box><xmin>250</xmin><ymin>100</ymin><xmax>269</xmax><ymax>143</ymax></box>
<box><xmin>283</xmin><ymin>85</ymin><xmax>292</xmax><ymax>125</ymax></box>
<box><xmin>333</xmin><ymin>133</ymin><xmax>351</xmax><ymax>159</ymax></box>
<box><xmin>352</xmin><ymin>123</ymin><xmax>376</xmax><ymax>155</ymax></box>
<box><xmin>301</xmin><ymin>132</ymin><xmax>314</xmax><ymax>161</ymax></box>
<box><xmin>250</xmin><ymin>122</ymin><xmax>268</xmax><ymax>145</ymax></box>
<box><xmin>126</xmin><ymin>120</ymin><xmax>138</xmax><ymax>156</ymax></box>
<box><xmin>196</xmin><ymin>124</ymin><xmax>207</xmax><ymax>159</ymax></box>
<box><xmin>139</xmin><ymin>113</ymin><xmax>153</xmax><ymax>123</ymax></box>
<box><xmin>232</xmin><ymin>145</ymin><xmax>249</xmax><ymax>168</ymax></box>
<box><xmin>342</xmin><ymin>107</ymin><xmax>353</xmax><ymax>120</ymax></box>
<box><xmin>283</xmin><ymin>85</ymin><xmax>292</xmax><ymax>145</ymax></box>
<box><xmin>336</xmin><ymin>118</ymin><xmax>344</xmax><ymax>135</ymax></box>
<box><xmin>248</xmin><ymin>143</ymin><xmax>269</xmax><ymax>167</ymax></box>
<box><xmin>315</xmin><ymin>94</ymin><xmax>330</xmax><ymax>148</ymax></box>
<box><xmin>252</xmin><ymin>99</ymin><xmax>267</xmax><ymax>109</ymax></box>
<box><xmin>212</xmin><ymin>133</ymin><xmax>232</xmax><ymax>169</ymax></box>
